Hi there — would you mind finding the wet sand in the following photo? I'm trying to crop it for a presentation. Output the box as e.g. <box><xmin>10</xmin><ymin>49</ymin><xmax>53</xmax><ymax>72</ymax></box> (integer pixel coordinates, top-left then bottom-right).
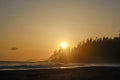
<box><xmin>0</xmin><ymin>66</ymin><xmax>120</xmax><ymax>80</ymax></box>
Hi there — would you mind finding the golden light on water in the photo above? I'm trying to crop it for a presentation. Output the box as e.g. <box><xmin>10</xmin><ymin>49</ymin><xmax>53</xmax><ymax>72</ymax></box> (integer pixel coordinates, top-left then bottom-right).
<box><xmin>60</xmin><ymin>42</ymin><xmax>68</xmax><ymax>49</ymax></box>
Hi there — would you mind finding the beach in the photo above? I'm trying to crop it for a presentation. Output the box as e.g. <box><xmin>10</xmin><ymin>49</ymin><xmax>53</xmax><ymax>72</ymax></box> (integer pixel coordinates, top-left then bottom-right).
<box><xmin>0</xmin><ymin>66</ymin><xmax>120</xmax><ymax>80</ymax></box>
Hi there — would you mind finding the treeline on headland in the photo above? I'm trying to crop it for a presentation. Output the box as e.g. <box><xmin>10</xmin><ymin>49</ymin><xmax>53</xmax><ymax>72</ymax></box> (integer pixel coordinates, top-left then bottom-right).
<box><xmin>48</xmin><ymin>35</ymin><xmax>120</xmax><ymax>63</ymax></box>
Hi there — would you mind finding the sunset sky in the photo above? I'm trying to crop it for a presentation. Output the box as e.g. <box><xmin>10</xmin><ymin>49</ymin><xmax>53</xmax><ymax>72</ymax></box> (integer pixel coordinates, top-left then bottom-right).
<box><xmin>0</xmin><ymin>0</ymin><xmax>120</xmax><ymax>61</ymax></box>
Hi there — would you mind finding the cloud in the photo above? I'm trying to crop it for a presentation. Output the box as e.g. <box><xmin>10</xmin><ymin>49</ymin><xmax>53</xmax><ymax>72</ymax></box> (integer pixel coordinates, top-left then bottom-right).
<box><xmin>10</xmin><ymin>47</ymin><xmax>18</xmax><ymax>51</ymax></box>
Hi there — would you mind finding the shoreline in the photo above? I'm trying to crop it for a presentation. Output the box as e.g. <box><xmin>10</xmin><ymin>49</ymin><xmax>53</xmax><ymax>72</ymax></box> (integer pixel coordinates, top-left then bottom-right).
<box><xmin>0</xmin><ymin>66</ymin><xmax>120</xmax><ymax>80</ymax></box>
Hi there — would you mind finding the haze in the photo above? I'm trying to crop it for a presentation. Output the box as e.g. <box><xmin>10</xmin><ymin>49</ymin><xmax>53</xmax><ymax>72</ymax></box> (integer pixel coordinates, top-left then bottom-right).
<box><xmin>0</xmin><ymin>0</ymin><xmax>120</xmax><ymax>61</ymax></box>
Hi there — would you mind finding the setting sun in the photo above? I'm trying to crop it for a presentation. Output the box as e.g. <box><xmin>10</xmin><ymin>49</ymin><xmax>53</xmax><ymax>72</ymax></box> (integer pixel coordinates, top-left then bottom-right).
<box><xmin>60</xmin><ymin>42</ymin><xmax>68</xmax><ymax>49</ymax></box>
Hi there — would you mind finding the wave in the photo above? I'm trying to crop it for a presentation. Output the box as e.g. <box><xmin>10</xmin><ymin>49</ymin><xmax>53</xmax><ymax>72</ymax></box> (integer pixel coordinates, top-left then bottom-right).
<box><xmin>0</xmin><ymin>61</ymin><xmax>120</xmax><ymax>71</ymax></box>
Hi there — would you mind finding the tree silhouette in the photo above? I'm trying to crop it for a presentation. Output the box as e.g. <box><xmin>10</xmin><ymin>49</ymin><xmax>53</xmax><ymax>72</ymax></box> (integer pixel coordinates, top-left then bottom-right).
<box><xmin>49</xmin><ymin>34</ymin><xmax>120</xmax><ymax>63</ymax></box>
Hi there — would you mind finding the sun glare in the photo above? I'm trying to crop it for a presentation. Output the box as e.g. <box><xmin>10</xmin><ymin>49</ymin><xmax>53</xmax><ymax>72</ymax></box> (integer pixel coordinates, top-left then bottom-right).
<box><xmin>61</xmin><ymin>42</ymin><xmax>68</xmax><ymax>49</ymax></box>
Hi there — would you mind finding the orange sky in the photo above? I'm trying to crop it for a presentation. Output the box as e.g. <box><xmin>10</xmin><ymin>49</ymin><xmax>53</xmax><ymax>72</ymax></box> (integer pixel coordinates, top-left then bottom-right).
<box><xmin>0</xmin><ymin>0</ymin><xmax>120</xmax><ymax>61</ymax></box>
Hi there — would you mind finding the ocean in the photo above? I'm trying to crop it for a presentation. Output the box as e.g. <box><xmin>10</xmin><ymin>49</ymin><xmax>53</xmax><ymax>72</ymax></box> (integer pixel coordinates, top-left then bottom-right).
<box><xmin>0</xmin><ymin>61</ymin><xmax>120</xmax><ymax>71</ymax></box>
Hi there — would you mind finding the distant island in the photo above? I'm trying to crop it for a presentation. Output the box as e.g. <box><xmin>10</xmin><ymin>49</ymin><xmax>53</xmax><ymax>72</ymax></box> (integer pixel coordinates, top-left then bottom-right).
<box><xmin>48</xmin><ymin>34</ymin><xmax>120</xmax><ymax>64</ymax></box>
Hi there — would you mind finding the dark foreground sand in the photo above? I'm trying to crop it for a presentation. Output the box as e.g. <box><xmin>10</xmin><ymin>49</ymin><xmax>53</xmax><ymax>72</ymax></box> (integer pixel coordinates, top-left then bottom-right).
<box><xmin>0</xmin><ymin>67</ymin><xmax>120</xmax><ymax>80</ymax></box>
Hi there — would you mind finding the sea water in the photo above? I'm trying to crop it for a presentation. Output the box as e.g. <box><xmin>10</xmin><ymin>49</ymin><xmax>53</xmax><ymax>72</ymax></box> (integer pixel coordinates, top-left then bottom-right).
<box><xmin>0</xmin><ymin>61</ymin><xmax>120</xmax><ymax>71</ymax></box>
